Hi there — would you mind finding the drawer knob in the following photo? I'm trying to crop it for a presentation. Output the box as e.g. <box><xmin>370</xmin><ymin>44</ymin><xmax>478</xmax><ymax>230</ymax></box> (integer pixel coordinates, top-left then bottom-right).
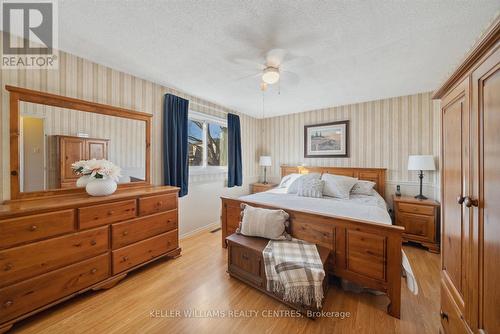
<box><xmin>3</xmin><ymin>300</ymin><xmax>13</xmax><ymax>308</ymax></box>
<box><xmin>4</xmin><ymin>263</ymin><xmax>13</xmax><ymax>271</ymax></box>
<box><xmin>91</xmin><ymin>268</ymin><xmax>97</xmax><ymax>274</ymax></box>
<box><xmin>108</xmin><ymin>210</ymin><xmax>114</xmax><ymax>216</ymax></box>
<box><xmin>90</xmin><ymin>240</ymin><xmax>97</xmax><ymax>246</ymax></box>
<box><xmin>457</xmin><ymin>195</ymin><xmax>465</xmax><ymax>205</ymax></box>
<box><xmin>156</xmin><ymin>201</ymin><xmax>163</xmax><ymax>207</ymax></box>
<box><xmin>122</xmin><ymin>231</ymin><xmax>129</xmax><ymax>236</ymax></box>
<box><xmin>440</xmin><ymin>310</ymin><xmax>449</xmax><ymax>321</ymax></box>
<box><xmin>242</xmin><ymin>254</ymin><xmax>249</xmax><ymax>260</ymax></box>
<box><xmin>30</xmin><ymin>225</ymin><xmax>38</xmax><ymax>231</ymax></box>
<box><xmin>122</xmin><ymin>256</ymin><xmax>129</xmax><ymax>262</ymax></box>
<box><xmin>167</xmin><ymin>219</ymin><xmax>172</xmax><ymax>223</ymax></box>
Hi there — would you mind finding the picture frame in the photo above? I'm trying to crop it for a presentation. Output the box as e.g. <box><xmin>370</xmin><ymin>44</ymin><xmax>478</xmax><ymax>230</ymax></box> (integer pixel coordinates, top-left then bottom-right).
<box><xmin>304</xmin><ymin>120</ymin><xmax>349</xmax><ymax>158</ymax></box>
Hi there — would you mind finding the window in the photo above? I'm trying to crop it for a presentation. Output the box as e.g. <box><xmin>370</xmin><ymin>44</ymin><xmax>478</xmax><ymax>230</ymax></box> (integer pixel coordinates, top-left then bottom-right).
<box><xmin>188</xmin><ymin>111</ymin><xmax>227</xmax><ymax>173</ymax></box>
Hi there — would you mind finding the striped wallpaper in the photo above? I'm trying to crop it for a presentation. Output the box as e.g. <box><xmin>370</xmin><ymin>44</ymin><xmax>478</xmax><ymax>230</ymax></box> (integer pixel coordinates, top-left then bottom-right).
<box><xmin>260</xmin><ymin>92</ymin><xmax>441</xmax><ymax>201</ymax></box>
<box><xmin>20</xmin><ymin>102</ymin><xmax>146</xmax><ymax>189</ymax></box>
<box><xmin>0</xmin><ymin>33</ymin><xmax>260</xmax><ymax>201</ymax></box>
<box><xmin>0</xmin><ymin>32</ymin><xmax>441</xmax><ymax>207</ymax></box>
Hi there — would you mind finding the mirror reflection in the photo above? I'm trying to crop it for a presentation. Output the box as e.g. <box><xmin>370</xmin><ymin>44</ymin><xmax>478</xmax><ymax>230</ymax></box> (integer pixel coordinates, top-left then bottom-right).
<box><xmin>19</xmin><ymin>102</ymin><xmax>146</xmax><ymax>192</ymax></box>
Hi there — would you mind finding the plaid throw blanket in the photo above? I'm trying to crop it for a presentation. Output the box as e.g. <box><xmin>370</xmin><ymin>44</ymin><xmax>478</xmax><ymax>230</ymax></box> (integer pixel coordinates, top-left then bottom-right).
<box><xmin>263</xmin><ymin>239</ymin><xmax>325</xmax><ymax>308</ymax></box>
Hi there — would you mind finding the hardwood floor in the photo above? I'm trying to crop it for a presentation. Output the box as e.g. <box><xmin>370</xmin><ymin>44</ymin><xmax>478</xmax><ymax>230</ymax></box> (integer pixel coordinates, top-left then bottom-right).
<box><xmin>10</xmin><ymin>231</ymin><xmax>440</xmax><ymax>334</ymax></box>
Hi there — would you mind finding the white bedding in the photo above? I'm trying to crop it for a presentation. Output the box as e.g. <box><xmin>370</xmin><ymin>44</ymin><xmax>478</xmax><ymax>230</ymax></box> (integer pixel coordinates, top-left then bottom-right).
<box><xmin>238</xmin><ymin>188</ymin><xmax>418</xmax><ymax>295</ymax></box>
<box><xmin>240</xmin><ymin>188</ymin><xmax>392</xmax><ymax>225</ymax></box>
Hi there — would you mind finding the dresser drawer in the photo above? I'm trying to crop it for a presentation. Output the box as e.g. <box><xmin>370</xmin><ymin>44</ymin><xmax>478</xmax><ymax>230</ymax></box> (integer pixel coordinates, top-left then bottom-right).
<box><xmin>78</xmin><ymin>199</ymin><xmax>136</xmax><ymax>229</ymax></box>
<box><xmin>397</xmin><ymin>212</ymin><xmax>435</xmax><ymax>240</ymax></box>
<box><xmin>0</xmin><ymin>226</ymin><xmax>109</xmax><ymax>288</ymax></box>
<box><xmin>112</xmin><ymin>210</ymin><xmax>178</xmax><ymax>249</ymax></box>
<box><xmin>112</xmin><ymin>230</ymin><xmax>178</xmax><ymax>274</ymax></box>
<box><xmin>0</xmin><ymin>254</ymin><xmax>109</xmax><ymax>323</ymax></box>
<box><xmin>138</xmin><ymin>193</ymin><xmax>177</xmax><ymax>216</ymax></box>
<box><xmin>0</xmin><ymin>210</ymin><xmax>75</xmax><ymax>250</ymax></box>
<box><xmin>228</xmin><ymin>243</ymin><xmax>263</xmax><ymax>287</ymax></box>
<box><xmin>398</xmin><ymin>202</ymin><xmax>435</xmax><ymax>216</ymax></box>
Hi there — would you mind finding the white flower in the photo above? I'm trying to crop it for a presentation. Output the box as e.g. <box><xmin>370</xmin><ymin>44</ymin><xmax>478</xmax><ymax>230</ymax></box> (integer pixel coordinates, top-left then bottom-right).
<box><xmin>71</xmin><ymin>160</ymin><xmax>91</xmax><ymax>175</ymax></box>
<box><xmin>71</xmin><ymin>159</ymin><xmax>122</xmax><ymax>181</ymax></box>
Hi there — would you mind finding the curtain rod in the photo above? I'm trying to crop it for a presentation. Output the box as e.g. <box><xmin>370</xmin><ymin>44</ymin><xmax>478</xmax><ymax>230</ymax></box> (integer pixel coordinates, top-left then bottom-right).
<box><xmin>167</xmin><ymin>91</ymin><xmax>237</xmax><ymax>116</ymax></box>
<box><xmin>188</xmin><ymin>100</ymin><xmax>231</xmax><ymax>114</ymax></box>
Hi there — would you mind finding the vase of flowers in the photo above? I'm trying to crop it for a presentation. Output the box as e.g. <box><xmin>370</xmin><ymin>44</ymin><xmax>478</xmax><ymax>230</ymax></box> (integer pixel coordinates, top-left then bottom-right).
<box><xmin>86</xmin><ymin>176</ymin><xmax>118</xmax><ymax>196</ymax></box>
<box><xmin>71</xmin><ymin>159</ymin><xmax>121</xmax><ymax>196</ymax></box>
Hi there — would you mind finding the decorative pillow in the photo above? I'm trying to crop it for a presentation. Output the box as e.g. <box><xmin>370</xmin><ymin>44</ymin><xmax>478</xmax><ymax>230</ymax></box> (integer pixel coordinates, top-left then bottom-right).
<box><xmin>297</xmin><ymin>178</ymin><xmax>324</xmax><ymax>198</ymax></box>
<box><xmin>351</xmin><ymin>180</ymin><xmax>376</xmax><ymax>195</ymax></box>
<box><xmin>236</xmin><ymin>204</ymin><xmax>291</xmax><ymax>240</ymax></box>
<box><xmin>321</xmin><ymin>173</ymin><xmax>358</xmax><ymax>199</ymax></box>
<box><xmin>286</xmin><ymin>173</ymin><xmax>321</xmax><ymax>194</ymax></box>
<box><xmin>278</xmin><ymin>173</ymin><xmax>301</xmax><ymax>189</ymax></box>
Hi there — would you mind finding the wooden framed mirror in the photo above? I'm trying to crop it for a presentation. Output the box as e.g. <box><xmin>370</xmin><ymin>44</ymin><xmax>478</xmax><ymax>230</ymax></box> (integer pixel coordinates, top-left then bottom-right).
<box><xmin>6</xmin><ymin>85</ymin><xmax>152</xmax><ymax>200</ymax></box>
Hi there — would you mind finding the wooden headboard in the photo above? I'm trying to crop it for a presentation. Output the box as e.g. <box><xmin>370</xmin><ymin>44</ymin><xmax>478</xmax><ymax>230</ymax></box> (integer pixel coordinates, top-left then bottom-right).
<box><xmin>280</xmin><ymin>166</ymin><xmax>387</xmax><ymax>199</ymax></box>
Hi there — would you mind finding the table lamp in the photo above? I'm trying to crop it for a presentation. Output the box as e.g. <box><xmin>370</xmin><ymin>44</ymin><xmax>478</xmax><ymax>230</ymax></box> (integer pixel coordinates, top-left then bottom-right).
<box><xmin>408</xmin><ymin>155</ymin><xmax>436</xmax><ymax>200</ymax></box>
<box><xmin>259</xmin><ymin>156</ymin><xmax>272</xmax><ymax>184</ymax></box>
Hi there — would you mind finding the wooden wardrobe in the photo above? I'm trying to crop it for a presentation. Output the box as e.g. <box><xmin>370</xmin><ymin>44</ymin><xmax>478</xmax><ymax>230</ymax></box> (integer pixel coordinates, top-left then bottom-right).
<box><xmin>433</xmin><ymin>18</ymin><xmax>499</xmax><ymax>334</ymax></box>
<box><xmin>57</xmin><ymin>136</ymin><xmax>109</xmax><ymax>188</ymax></box>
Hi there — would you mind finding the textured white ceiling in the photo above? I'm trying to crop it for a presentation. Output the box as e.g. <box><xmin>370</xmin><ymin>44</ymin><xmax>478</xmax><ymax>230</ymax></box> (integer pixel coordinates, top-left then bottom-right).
<box><xmin>58</xmin><ymin>1</ymin><xmax>499</xmax><ymax>118</ymax></box>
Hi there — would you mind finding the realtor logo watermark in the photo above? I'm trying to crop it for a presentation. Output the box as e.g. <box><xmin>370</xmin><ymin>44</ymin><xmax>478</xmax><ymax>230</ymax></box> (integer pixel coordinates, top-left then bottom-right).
<box><xmin>1</xmin><ymin>0</ymin><xmax>58</xmax><ymax>69</ymax></box>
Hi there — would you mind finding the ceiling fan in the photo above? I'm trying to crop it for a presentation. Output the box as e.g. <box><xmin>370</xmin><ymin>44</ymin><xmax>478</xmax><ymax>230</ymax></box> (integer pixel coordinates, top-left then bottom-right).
<box><xmin>233</xmin><ymin>48</ymin><xmax>307</xmax><ymax>92</ymax></box>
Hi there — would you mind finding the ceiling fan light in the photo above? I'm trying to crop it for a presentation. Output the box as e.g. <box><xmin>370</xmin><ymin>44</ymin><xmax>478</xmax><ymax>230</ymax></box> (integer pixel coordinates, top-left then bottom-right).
<box><xmin>262</xmin><ymin>67</ymin><xmax>280</xmax><ymax>84</ymax></box>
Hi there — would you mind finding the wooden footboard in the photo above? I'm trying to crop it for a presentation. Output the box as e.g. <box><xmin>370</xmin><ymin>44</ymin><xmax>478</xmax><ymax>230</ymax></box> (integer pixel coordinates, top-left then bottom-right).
<box><xmin>221</xmin><ymin>196</ymin><xmax>404</xmax><ymax>318</ymax></box>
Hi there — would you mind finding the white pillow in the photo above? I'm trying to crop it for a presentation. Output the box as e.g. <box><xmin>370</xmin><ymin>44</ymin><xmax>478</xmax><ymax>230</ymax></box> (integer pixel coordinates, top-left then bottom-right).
<box><xmin>351</xmin><ymin>180</ymin><xmax>376</xmax><ymax>195</ymax></box>
<box><xmin>278</xmin><ymin>173</ymin><xmax>301</xmax><ymax>188</ymax></box>
<box><xmin>297</xmin><ymin>178</ymin><xmax>324</xmax><ymax>198</ymax></box>
<box><xmin>321</xmin><ymin>173</ymin><xmax>358</xmax><ymax>199</ymax></box>
<box><xmin>236</xmin><ymin>204</ymin><xmax>291</xmax><ymax>240</ymax></box>
<box><xmin>286</xmin><ymin>173</ymin><xmax>321</xmax><ymax>194</ymax></box>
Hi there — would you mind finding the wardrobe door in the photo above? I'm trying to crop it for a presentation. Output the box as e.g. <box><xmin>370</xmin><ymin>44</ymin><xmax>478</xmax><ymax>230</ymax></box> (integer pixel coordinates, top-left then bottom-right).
<box><xmin>85</xmin><ymin>139</ymin><xmax>108</xmax><ymax>160</ymax></box>
<box><xmin>441</xmin><ymin>78</ymin><xmax>471</xmax><ymax>319</ymax></box>
<box><xmin>471</xmin><ymin>45</ymin><xmax>500</xmax><ymax>334</ymax></box>
<box><xmin>59</xmin><ymin>136</ymin><xmax>85</xmax><ymax>187</ymax></box>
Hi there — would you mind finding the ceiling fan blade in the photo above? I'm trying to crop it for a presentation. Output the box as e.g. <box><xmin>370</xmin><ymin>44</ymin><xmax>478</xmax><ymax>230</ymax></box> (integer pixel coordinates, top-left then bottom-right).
<box><xmin>282</xmin><ymin>55</ymin><xmax>314</xmax><ymax>70</ymax></box>
<box><xmin>280</xmin><ymin>70</ymin><xmax>300</xmax><ymax>86</ymax></box>
<box><xmin>266</xmin><ymin>48</ymin><xmax>287</xmax><ymax>68</ymax></box>
<box><xmin>233</xmin><ymin>72</ymin><xmax>261</xmax><ymax>82</ymax></box>
<box><xmin>230</xmin><ymin>57</ymin><xmax>266</xmax><ymax>71</ymax></box>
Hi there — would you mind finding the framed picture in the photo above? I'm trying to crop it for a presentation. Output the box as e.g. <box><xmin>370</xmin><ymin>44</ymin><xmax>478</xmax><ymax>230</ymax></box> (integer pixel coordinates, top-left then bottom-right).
<box><xmin>304</xmin><ymin>120</ymin><xmax>349</xmax><ymax>158</ymax></box>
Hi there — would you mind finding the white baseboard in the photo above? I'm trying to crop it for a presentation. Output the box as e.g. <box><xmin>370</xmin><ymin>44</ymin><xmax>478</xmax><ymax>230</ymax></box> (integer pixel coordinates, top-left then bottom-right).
<box><xmin>179</xmin><ymin>220</ymin><xmax>221</xmax><ymax>239</ymax></box>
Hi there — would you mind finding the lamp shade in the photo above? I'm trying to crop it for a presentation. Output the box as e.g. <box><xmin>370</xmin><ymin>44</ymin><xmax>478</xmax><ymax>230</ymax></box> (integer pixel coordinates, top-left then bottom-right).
<box><xmin>408</xmin><ymin>155</ymin><xmax>436</xmax><ymax>171</ymax></box>
<box><xmin>259</xmin><ymin>156</ymin><xmax>272</xmax><ymax>167</ymax></box>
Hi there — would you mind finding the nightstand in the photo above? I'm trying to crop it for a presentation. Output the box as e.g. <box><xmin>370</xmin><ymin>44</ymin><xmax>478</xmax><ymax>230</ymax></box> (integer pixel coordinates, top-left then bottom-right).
<box><xmin>250</xmin><ymin>182</ymin><xmax>277</xmax><ymax>194</ymax></box>
<box><xmin>393</xmin><ymin>196</ymin><xmax>440</xmax><ymax>253</ymax></box>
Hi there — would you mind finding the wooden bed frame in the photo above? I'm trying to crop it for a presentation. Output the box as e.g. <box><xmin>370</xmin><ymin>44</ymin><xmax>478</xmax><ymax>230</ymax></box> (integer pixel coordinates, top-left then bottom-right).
<box><xmin>221</xmin><ymin>166</ymin><xmax>404</xmax><ymax>318</ymax></box>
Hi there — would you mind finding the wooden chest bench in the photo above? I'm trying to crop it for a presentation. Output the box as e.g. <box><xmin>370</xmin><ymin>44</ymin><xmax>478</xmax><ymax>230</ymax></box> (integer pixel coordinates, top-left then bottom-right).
<box><xmin>226</xmin><ymin>233</ymin><xmax>329</xmax><ymax>315</ymax></box>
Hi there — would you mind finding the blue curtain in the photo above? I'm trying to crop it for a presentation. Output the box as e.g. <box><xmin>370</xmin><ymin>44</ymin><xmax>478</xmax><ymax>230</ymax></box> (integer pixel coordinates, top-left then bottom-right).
<box><xmin>227</xmin><ymin>113</ymin><xmax>243</xmax><ymax>187</ymax></box>
<box><xmin>163</xmin><ymin>94</ymin><xmax>189</xmax><ymax>197</ymax></box>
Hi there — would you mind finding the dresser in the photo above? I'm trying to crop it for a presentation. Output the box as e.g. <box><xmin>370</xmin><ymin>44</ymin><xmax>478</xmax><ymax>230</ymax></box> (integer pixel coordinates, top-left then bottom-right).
<box><xmin>0</xmin><ymin>186</ymin><xmax>180</xmax><ymax>333</ymax></box>
<box><xmin>393</xmin><ymin>196</ymin><xmax>440</xmax><ymax>253</ymax></box>
<box><xmin>433</xmin><ymin>18</ymin><xmax>499</xmax><ymax>334</ymax></box>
